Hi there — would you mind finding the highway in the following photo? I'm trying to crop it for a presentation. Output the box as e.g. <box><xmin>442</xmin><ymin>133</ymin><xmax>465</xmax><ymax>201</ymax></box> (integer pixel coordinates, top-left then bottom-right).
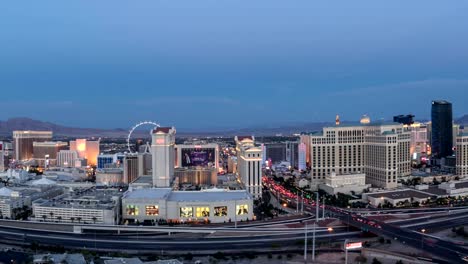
<box><xmin>330</xmin><ymin>208</ymin><xmax>468</xmax><ymax>264</ymax></box>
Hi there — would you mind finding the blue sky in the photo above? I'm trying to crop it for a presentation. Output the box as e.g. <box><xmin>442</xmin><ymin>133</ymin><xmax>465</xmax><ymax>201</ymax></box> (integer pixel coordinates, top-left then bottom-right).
<box><xmin>1</xmin><ymin>1</ymin><xmax>468</xmax><ymax>129</ymax></box>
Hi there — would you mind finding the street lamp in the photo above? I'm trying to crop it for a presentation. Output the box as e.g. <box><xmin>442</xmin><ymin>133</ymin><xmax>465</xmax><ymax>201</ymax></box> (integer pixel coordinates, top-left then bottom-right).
<box><xmin>327</xmin><ymin>227</ymin><xmax>333</xmax><ymax>251</ymax></box>
<box><xmin>421</xmin><ymin>229</ymin><xmax>426</xmax><ymax>250</ymax></box>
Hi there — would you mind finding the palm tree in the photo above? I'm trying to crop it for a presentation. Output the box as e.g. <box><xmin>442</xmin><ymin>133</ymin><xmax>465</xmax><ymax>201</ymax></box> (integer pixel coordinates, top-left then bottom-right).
<box><xmin>76</xmin><ymin>217</ymin><xmax>82</xmax><ymax>223</ymax></box>
<box><xmin>42</xmin><ymin>215</ymin><xmax>47</xmax><ymax>222</ymax></box>
<box><xmin>70</xmin><ymin>217</ymin><xmax>75</xmax><ymax>223</ymax></box>
<box><xmin>57</xmin><ymin>216</ymin><xmax>62</xmax><ymax>222</ymax></box>
<box><xmin>92</xmin><ymin>217</ymin><xmax>97</xmax><ymax>224</ymax></box>
<box><xmin>49</xmin><ymin>212</ymin><xmax>54</xmax><ymax>221</ymax></box>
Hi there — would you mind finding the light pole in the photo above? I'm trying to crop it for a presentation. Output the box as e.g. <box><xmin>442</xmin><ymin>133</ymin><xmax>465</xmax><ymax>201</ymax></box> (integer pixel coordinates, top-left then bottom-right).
<box><xmin>312</xmin><ymin>221</ymin><xmax>316</xmax><ymax>262</ymax></box>
<box><xmin>327</xmin><ymin>227</ymin><xmax>333</xmax><ymax>251</ymax></box>
<box><xmin>344</xmin><ymin>239</ymin><xmax>349</xmax><ymax>264</ymax></box>
<box><xmin>304</xmin><ymin>222</ymin><xmax>308</xmax><ymax>263</ymax></box>
<box><xmin>421</xmin><ymin>229</ymin><xmax>426</xmax><ymax>250</ymax></box>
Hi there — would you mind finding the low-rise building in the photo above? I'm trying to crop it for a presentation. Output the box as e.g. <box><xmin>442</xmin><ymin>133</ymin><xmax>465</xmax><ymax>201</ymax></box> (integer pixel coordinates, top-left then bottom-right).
<box><xmin>122</xmin><ymin>188</ymin><xmax>253</xmax><ymax>224</ymax></box>
<box><xmin>0</xmin><ymin>185</ymin><xmax>63</xmax><ymax>219</ymax></box>
<box><xmin>96</xmin><ymin>168</ymin><xmax>124</xmax><ymax>186</ymax></box>
<box><xmin>319</xmin><ymin>172</ymin><xmax>371</xmax><ymax>195</ymax></box>
<box><xmin>364</xmin><ymin>189</ymin><xmax>434</xmax><ymax>207</ymax></box>
<box><xmin>33</xmin><ymin>188</ymin><xmax>121</xmax><ymax>225</ymax></box>
<box><xmin>33</xmin><ymin>253</ymin><xmax>86</xmax><ymax>264</ymax></box>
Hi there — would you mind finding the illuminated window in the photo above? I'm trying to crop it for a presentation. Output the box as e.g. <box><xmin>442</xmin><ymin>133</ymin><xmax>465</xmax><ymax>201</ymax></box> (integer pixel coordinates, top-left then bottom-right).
<box><xmin>180</xmin><ymin>207</ymin><xmax>193</xmax><ymax>218</ymax></box>
<box><xmin>196</xmin><ymin>207</ymin><xmax>210</xmax><ymax>217</ymax></box>
<box><xmin>145</xmin><ymin>205</ymin><xmax>159</xmax><ymax>216</ymax></box>
<box><xmin>214</xmin><ymin>206</ymin><xmax>228</xmax><ymax>217</ymax></box>
<box><xmin>126</xmin><ymin>205</ymin><xmax>139</xmax><ymax>216</ymax></box>
<box><xmin>236</xmin><ymin>204</ymin><xmax>248</xmax><ymax>215</ymax></box>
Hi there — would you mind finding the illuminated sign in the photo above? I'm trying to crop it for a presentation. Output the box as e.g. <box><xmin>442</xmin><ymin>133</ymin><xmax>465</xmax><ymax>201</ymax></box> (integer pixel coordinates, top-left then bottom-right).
<box><xmin>156</xmin><ymin>138</ymin><xmax>165</xmax><ymax>144</ymax></box>
<box><xmin>345</xmin><ymin>242</ymin><xmax>362</xmax><ymax>250</ymax></box>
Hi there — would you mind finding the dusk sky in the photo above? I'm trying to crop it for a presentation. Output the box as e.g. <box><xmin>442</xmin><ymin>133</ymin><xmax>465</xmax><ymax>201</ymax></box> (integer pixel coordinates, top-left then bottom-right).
<box><xmin>1</xmin><ymin>1</ymin><xmax>468</xmax><ymax>130</ymax></box>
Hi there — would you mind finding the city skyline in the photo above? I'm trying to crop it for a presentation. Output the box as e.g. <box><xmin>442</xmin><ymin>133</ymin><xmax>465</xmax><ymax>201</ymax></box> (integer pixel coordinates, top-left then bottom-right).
<box><xmin>1</xmin><ymin>1</ymin><xmax>468</xmax><ymax>129</ymax></box>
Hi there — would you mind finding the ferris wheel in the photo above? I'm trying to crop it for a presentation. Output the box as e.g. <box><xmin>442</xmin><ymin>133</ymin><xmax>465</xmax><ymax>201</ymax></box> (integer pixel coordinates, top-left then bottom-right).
<box><xmin>127</xmin><ymin>121</ymin><xmax>160</xmax><ymax>153</ymax></box>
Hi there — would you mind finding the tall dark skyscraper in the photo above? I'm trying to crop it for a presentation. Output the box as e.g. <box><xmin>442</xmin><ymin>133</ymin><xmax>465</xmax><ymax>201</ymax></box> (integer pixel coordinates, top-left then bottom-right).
<box><xmin>431</xmin><ymin>100</ymin><xmax>453</xmax><ymax>158</ymax></box>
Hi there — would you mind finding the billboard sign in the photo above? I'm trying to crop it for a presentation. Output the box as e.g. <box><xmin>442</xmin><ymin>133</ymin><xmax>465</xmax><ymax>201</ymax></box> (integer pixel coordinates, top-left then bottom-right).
<box><xmin>181</xmin><ymin>148</ymin><xmax>215</xmax><ymax>167</ymax></box>
<box><xmin>345</xmin><ymin>242</ymin><xmax>363</xmax><ymax>250</ymax></box>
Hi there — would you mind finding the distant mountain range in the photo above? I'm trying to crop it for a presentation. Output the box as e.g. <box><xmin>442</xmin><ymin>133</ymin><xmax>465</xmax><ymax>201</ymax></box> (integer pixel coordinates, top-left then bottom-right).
<box><xmin>0</xmin><ymin>116</ymin><xmax>466</xmax><ymax>138</ymax></box>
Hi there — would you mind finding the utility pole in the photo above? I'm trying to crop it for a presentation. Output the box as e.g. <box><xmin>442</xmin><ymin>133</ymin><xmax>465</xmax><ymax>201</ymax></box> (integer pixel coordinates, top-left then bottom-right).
<box><xmin>312</xmin><ymin>192</ymin><xmax>319</xmax><ymax>262</ymax></box>
<box><xmin>312</xmin><ymin>221</ymin><xmax>316</xmax><ymax>262</ymax></box>
<box><xmin>304</xmin><ymin>222</ymin><xmax>308</xmax><ymax>263</ymax></box>
<box><xmin>344</xmin><ymin>239</ymin><xmax>349</xmax><ymax>264</ymax></box>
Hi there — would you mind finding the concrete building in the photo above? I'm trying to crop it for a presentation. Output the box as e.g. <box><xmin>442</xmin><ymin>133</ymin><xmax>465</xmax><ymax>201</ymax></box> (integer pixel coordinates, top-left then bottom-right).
<box><xmin>13</xmin><ymin>131</ymin><xmax>52</xmax><ymax>161</ymax></box>
<box><xmin>70</xmin><ymin>139</ymin><xmax>100</xmax><ymax>166</ymax></box>
<box><xmin>319</xmin><ymin>172</ymin><xmax>371</xmax><ymax>195</ymax></box>
<box><xmin>33</xmin><ymin>188</ymin><xmax>121</xmax><ymax>225</ymax></box>
<box><xmin>175</xmin><ymin>167</ymin><xmax>217</xmax><ymax>186</ymax></box>
<box><xmin>152</xmin><ymin>127</ymin><xmax>176</xmax><ymax>188</ymax></box>
<box><xmin>138</xmin><ymin>152</ymin><xmax>152</xmax><ymax>176</ymax></box>
<box><xmin>286</xmin><ymin>141</ymin><xmax>299</xmax><ymax>168</ymax></box>
<box><xmin>0</xmin><ymin>142</ymin><xmax>5</xmax><ymax>172</ymax></box>
<box><xmin>264</xmin><ymin>143</ymin><xmax>287</xmax><ymax>164</ymax></box>
<box><xmin>175</xmin><ymin>143</ymin><xmax>219</xmax><ymax>169</ymax></box>
<box><xmin>33</xmin><ymin>254</ymin><xmax>86</xmax><ymax>264</ymax></box>
<box><xmin>124</xmin><ymin>154</ymin><xmax>139</xmax><ymax>184</ymax></box>
<box><xmin>298</xmin><ymin>142</ymin><xmax>307</xmax><ymax>171</ymax></box>
<box><xmin>409</xmin><ymin>123</ymin><xmax>429</xmax><ymax>163</ymax></box>
<box><xmin>122</xmin><ymin>188</ymin><xmax>253</xmax><ymax>224</ymax></box>
<box><xmin>0</xmin><ymin>185</ymin><xmax>63</xmax><ymax>219</ymax></box>
<box><xmin>33</xmin><ymin>141</ymin><xmax>68</xmax><ymax>167</ymax></box>
<box><xmin>456</xmin><ymin>132</ymin><xmax>468</xmax><ymax>177</ymax></box>
<box><xmin>0</xmin><ymin>142</ymin><xmax>12</xmax><ymax>172</ymax></box>
<box><xmin>57</xmin><ymin>150</ymin><xmax>79</xmax><ymax>168</ymax></box>
<box><xmin>235</xmin><ymin>136</ymin><xmax>263</xmax><ymax>199</ymax></box>
<box><xmin>303</xmin><ymin>120</ymin><xmax>411</xmax><ymax>189</ymax></box>
<box><xmin>96</xmin><ymin>168</ymin><xmax>124</xmax><ymax>186</ymax></box>
<box><xmin>365</xmin><ymin>189</ymin><xmax>433</xmax><ymax>207</ymax></box>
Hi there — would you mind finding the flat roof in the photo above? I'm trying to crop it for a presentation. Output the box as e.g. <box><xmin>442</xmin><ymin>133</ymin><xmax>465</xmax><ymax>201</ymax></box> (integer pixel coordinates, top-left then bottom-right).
<box><xmin>168</xmin><ymin>189</ymin><xmax>251</xmax><ymax>202</ymax></box>
<box><xmin>455</xmin><ymin>181</ymin><xmax>468</xmax><ymax>189</ymax></box>
<box><xmin>123</xmin><ymin>188</ymin><xmax>252</xmax><ymax>202</ymax></box>
<box><xmin>123</xmin><ymin>188</ymin><xmax>172</xmax><ymax>199</ymax></box>
<box><xmin>368</xmin><ymin>189</ymin><xmax>433</xmax><ymax>200</ymax></box>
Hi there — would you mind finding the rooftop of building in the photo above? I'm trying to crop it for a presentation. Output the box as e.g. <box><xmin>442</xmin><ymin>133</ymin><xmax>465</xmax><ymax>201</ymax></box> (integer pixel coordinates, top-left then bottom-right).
<box><xmin>153</xmin><ymin>127</ymin><xmax>175</xmax><ymax>134</ymax></box>
<box><xmin>167</xmin><ymin>188</ymin><xmax>252</xmax><ymax>202</ymax></box>
<box><xmin>123</xmin><ymin>188</ymin><xmax>252</xmax><ymax>202</ymax></box>
<box><xmin>123</xmin><ymin>188</ymin><xmax>172</xmax><ymax>200</ymax></box>
<box><xmin>454</xmin><ymin>181</ymin><xmax>468</xmax><ymax>189</ymax></box>
<box><xmin>129</xmin><ymin>176</ymin><xmax>153</xmax><ymax>186</ymax></box>
<box><xmin>420</xmin><ymin>185</ymin><xmax>448</xmax><ymax>196</ymax></box>
<box><xmin>33</xmin><ymin>253</ymin><xmax>86</xmax><ymax>264</ymax></box>
<box><xmin>235</xmin><ymin>136</ymin><xmax>254</xmax><ymax>141</ymax></box>
<box><xmin>367</xmin><ymin>189</ymin><xmax>434</xmax><ymax>200</ymax></box>
<box><xmin>103</xmin><ymin>258</ymin><xmax>143</xmax><ymax>264</ymax></box>
<box><xmin>35</xmin><ymin>188</ymin><xmax>121</xmax><ymax>210</ymax></box>
<box><xmin>432</xmin><ymin>100</ymin><xmax>452</xmax><ymax>105</ymax></box>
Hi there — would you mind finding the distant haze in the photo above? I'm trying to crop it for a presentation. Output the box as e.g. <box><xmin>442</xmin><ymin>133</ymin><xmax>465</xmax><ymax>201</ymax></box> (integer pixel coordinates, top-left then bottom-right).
<box><xmin>1</xmin><ymin>1</ymin><xmax>468</xmax><ymax>129</ymax></box>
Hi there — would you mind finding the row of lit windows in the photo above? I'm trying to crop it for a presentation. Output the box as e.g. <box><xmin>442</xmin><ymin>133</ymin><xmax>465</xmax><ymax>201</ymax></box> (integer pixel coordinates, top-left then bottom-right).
<box><xmin>125</xmin><ymin>205</ymin><xmax>248</xmax><ymax>217</ymax></box>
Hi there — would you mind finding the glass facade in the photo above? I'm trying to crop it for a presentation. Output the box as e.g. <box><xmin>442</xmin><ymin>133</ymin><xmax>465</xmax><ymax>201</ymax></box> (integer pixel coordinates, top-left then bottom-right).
<box><xmin>431</xmin><ymin>101</ymin><xmax>453</xmax><ymax>158</ymax></box>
